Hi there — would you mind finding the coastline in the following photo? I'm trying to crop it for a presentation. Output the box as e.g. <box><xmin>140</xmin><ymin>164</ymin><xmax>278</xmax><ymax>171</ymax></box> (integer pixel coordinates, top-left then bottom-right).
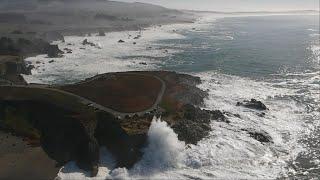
<box><xmin>0</xmin><ymin>10</ymin><xmax>200</xmax><ymax>179</ymax></box>
<box><xmin>1</xmin><ymin>9</ymin><xmax>318</xmax><ymax>179</ymax></box>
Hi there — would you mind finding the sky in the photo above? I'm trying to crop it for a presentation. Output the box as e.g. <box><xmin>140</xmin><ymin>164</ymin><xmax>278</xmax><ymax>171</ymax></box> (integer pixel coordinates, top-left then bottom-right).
<box><xmin>116</xmin><ymin>0</ymin><xmax>319</xmax><ymax>12</ymax></box>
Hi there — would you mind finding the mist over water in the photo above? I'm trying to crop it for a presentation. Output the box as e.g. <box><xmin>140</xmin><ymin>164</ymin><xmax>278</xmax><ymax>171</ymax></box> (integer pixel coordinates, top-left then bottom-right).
<box><xmin>30</xmin><ymin>13</ymin><xmax>320</xmax><ymax>179</ymax></box>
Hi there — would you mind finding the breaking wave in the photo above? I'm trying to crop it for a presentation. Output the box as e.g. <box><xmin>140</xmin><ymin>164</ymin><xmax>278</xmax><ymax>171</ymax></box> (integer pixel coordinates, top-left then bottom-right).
<box><xmin>132</xmin><ymin>117</ymin><xmax>185</xmax><ymax>174</ymax></box>
<box><xmin>57</xmin><ymin>117</ymin><xmax>186</xmax><ymax>179</ymax></box>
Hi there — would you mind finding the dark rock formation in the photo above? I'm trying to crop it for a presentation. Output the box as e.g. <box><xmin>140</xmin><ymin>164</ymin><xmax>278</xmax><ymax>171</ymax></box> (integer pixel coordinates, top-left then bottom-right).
<box><xmin>0</xmin><ymin>100</ymin><xmax>100</xmax><ymax>174</ymax></box>
<box><xmin>0</xmin><ymin>56</ymin><xmax>30</xmax><ymax>84</ymax></box>
<box><xmin>237</xmin><ymin>99</ymin><xmax>268</xmax><ymax>111</ymax></box>
<box><xmin>0</xmin><ymin>37</ymin><xmax>64</xmax><ymax>58</ymax></box>
<box><xmin>139</xmin><ymin>62</ymin><xmax>147</xmax><ymax>65</ymax></box>
<box><xmin>0</xmin><ymin>56</ymin><xmax>30</xmax><ymax>75</ymax></box>
<box><xmin>242</xmin><ymin>129</ymin><xmax>273</xmax><ymax>143</ymax></box>
<box><xmin>133</xmin><ymin>35</ymin><xmax>141</xmax><ymax>39</ymax></box>
<box><xmin>95</xmin><ymin>111</ymin><xmax>144</xmax><ymax>168</ymax></box>
<box><xmin>118</xmin><ymin>40</ymin><xmax>125</xmax><ymax>43</ymax></box>
<box><xmin>171</xmin><ymin>104</ymin><xmax>227</xmax><ymax>144</ymax></box>
<box><xmin>47</xmin><ymin>45</ymin><xmax>63</xmax><ymax>58</ymax></box>
<box><xmin>64</xmin><ymin>48</ymin><xmax>72</xmax><ymax>54</ymax></box>
<box><xmin>0</xmin><ymin>37</ymin><xmax>19</xmax><ymax>55</ymax></box>
<box><xmin>82</xmin><ymin>39</ymin><xmax>96</xmax><ymax>47</ymax></box>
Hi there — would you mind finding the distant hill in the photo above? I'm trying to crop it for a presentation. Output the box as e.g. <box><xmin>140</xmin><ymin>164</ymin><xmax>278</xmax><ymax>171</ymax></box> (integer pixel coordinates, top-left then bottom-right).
<box><xmin>0</xmin><ymin>0</ymin><xmax>194</xmax><ymax>34</ymax></box>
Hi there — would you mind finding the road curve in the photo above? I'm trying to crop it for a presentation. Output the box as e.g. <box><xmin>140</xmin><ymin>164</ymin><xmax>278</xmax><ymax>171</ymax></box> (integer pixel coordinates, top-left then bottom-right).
<box><xmin>0</xmin><ymin>74</ymin><xmax>166</xmax><ymax>118</ymax></box>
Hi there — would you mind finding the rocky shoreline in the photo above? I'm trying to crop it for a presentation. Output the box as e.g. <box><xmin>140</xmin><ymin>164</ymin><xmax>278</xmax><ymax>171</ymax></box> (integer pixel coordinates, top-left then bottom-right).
<box><xmin>0</xmin><ymin>68</ymin><xmax>273</xmax><ymax>178</ymax></box>
<box><xmin>0</xmin><ymin>28</ymin><xmax>274</xmax><ymax>179</ymax></box>
<box><xmin>0</xmin><ymin>1</ymin><xmax>274</xmax><ymax>178</ymax></box>
<box><xmin>0</xmin><ymin>71</ymin><xmax>227</xmax><ymax>176</ymax></box>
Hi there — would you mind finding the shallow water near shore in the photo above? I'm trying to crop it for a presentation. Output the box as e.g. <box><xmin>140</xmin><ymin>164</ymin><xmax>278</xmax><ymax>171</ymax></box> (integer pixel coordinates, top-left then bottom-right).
<box><xmin>24</xmin><ymin>13</ymin><xmax>319</xmax><ymax>179</ymax></box>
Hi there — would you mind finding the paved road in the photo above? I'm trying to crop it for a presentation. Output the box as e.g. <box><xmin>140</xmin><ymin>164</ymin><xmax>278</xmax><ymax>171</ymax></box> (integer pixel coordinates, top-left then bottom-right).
<box><xmin>0</xmin><ymin>73</ymin><xmax>166</xmax><ymax>118</ymax></box>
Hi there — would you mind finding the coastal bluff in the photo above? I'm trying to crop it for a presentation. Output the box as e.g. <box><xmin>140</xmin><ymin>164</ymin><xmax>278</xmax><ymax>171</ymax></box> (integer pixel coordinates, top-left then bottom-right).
<box><xmin>0</xmin><ymin>71</ymin><xmax>226</xmax><ymax>177</ymax></box>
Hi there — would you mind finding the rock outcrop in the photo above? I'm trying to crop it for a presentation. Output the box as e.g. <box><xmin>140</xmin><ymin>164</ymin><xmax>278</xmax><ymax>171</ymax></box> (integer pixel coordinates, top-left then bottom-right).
<box><xmin>47</xmin><ymin>45</ymin><xmax>63</xmax><ymax>58</ymax></box>
<box><xmin>0</xmin><ymin>71</ymin><xmax>229</xmax><ymax>176</ymax></box>
<box><xmin>242</xmin><ymin>129</ymin><xmax>273</xmax><ymax>143</ymax></box>
<box><xmin>82</xmin><ymin>39</ymin><xmax>96</xmax><ymax>47</ymax></box>
<box><xmin>237</xmin><ymin>99</ymin><xmax>268</xmax><ymax>110</ymax></box>
<box><xmin>0</xmin><ymin>100</ymin><xmax>100</xmax><ymax>176</ymax></box>
<box><xmin>171</xmin><ymin>104</ymin><xmax>227</xmax><ymax>144</ymax></box>
<box><xmin>0</xmin><ymin>37</ymin><xmax>63</xmax><ymax>58</ymax></box>
<box><xmin>0</xmin><ymin>56</ymin><xmax>30</xmax><ymax>84</ymax></box>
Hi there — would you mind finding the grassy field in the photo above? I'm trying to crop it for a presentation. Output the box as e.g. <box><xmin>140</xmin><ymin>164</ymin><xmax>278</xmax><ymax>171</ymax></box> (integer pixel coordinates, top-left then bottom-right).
<box><xmin>60</xmin><ymin>73</ymin><xmax>162</xmax><ymax>113</ymax></box>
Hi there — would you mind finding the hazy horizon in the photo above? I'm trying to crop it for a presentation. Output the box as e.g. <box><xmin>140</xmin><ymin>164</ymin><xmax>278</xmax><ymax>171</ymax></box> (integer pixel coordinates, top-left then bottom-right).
<box><xmin>116</xmin><ymin>0</ymin><xmax>319</xmax><ymax>12</ymax></box>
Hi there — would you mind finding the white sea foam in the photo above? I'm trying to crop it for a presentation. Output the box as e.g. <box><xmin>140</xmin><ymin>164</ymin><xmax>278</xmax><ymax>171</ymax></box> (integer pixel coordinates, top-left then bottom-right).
<box><xmin>23</xmin><ymin>24</ymin><xmax>188</xmax><ymax>84</ymax></box>
<box><xmin>131</xmin><ymin>117</ymin><xmax>185</xmax><ymax>175</ymax></box>
<box><xmin>167</xmin><ymin>71</ymin><xmax>307</xmax><ymax>179</ymax></box>
<box><xmin>309</xmin><ymin>44</ymin><xmax>320</xmax><ymax>64</ymax></box>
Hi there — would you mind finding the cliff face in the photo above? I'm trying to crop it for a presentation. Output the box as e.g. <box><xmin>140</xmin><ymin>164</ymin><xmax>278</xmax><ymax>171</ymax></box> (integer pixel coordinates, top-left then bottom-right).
<box><xmin>0</xmin><ymin>35</ymin><xmax>64</xmax><ymax>84</ymax></box>
<box><xmin>0</xmin><ymin>56</ymin><xmax>29</xmax><ymax>85</ymax></box>
<box><xmin>0</xmin><ymin>100</ymin><xmax>100</xmax><ymax>172</ymax></box>
<box><xmin>0</xmin><ymin>71</ymin><xmax>227</xmax><ymax>176</ymax></box>
<box><xmin>0</xmin><ymin>37</ymin><xmax>63</xmax><ymax>57</ymax></box>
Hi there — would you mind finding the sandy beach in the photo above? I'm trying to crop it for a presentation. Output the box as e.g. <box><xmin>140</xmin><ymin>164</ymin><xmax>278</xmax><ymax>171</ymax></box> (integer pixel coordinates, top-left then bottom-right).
<box><xmin>0</xmin><ymin>131</ymin><xmax>60</xmax><ymax>179</ymax></box>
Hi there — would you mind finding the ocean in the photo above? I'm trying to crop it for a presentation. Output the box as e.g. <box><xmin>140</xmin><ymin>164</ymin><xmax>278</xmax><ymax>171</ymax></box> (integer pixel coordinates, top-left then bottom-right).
<box><xmin>24</xmin><ymin>14</ymin><xmax>319</xmax><ymax>179</ymax></box>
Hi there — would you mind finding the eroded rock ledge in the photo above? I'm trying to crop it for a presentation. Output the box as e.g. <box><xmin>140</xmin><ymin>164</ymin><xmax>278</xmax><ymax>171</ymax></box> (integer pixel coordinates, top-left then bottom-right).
<box><xmin>0</xmin><ymin>71</ymin><xmax>226</xmax><ymax>176</ymax></box>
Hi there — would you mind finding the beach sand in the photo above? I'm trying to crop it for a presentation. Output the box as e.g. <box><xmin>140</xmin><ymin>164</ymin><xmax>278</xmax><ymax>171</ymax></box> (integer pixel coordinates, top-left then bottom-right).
<box><xmin>0</xmin><ymin>131</ymin><xmax>60</xmax><ymax>180</ymax></box>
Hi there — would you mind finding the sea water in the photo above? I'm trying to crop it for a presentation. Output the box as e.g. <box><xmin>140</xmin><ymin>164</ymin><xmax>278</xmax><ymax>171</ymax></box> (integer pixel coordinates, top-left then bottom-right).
<box><xmin>24</xmin><ymin>14</ymin><xmax>319</xmax><ymax>179</ymax></box>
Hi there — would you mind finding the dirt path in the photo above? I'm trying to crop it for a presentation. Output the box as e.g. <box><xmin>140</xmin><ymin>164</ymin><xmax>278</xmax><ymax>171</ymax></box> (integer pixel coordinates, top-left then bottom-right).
<box><xmin>0</xmin><ymin>74</ymin><xmax>166</xmax><ymax>118</ymax></box>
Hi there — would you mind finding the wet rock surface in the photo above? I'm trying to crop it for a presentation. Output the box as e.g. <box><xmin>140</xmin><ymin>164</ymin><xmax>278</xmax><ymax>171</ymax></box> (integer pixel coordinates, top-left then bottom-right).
<box><xmin>171</xmin><ymin>104</ymin><xmax>227</xmax><ymax>144</ymax></box>
<box><xmin>82</xmin><ymin>39</ymin><xmax>96</xmax><ymax>47</ymax></box>
<box><xmin>242</xmin><ymin>129</ymin><xmax>273</xmax><ymax>143</ymax></box>
<box><xmin>237</xmin><ymin>99</ymin><xmax>268</xmax><ymax>111</ymax></box>
<box><xmin>47</xmin><ymin>45</ymin><xmax>63</xmax><ymax>58</ymax></box>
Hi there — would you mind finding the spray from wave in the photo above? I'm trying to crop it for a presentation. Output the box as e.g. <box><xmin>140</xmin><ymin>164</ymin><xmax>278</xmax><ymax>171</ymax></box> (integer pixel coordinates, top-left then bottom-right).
<box><xmin>132</xmin><ymin>117</ymin><xmax>185</xmax><ymax>175</ymax></box>
<box><xmin>57</xmin><ymin>117</ymin><xmax>186</xmax><ymax>179</ymax></box>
